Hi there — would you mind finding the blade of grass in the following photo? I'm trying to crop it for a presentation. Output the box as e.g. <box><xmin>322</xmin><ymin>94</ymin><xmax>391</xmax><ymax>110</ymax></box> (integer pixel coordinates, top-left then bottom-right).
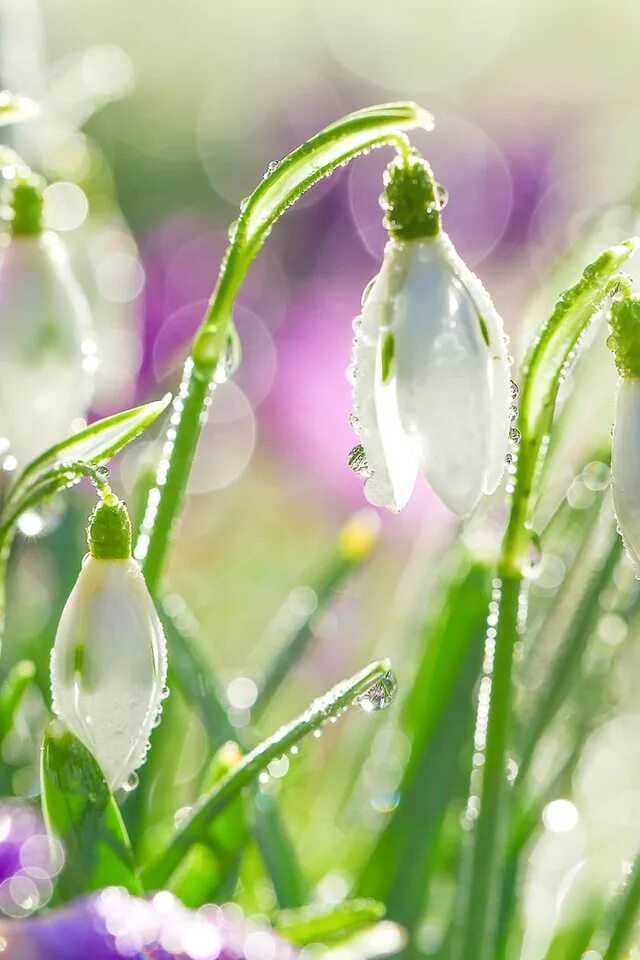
<box><xmin>142</xmin><ymin>659</ymin><xmax>393</xmax><ymax>889</ymax></box>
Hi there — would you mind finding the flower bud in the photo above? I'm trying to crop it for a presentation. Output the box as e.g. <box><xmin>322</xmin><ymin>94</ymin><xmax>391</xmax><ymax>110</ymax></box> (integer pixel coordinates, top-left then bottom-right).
<box><xmin>50</xmin><ymin>493</ymin><xmax>168</xmax><ymax>789</ymax></box>
<box><xmin>0</xmin><ymin>177</ymin><xmax>95</xmax><ymax>465</ymax></box>
<box><xmin>349</xmin><ymin>154</ymin><xmax>511</xmax><ymax>516</ymax></box>
<box><xmin>608</xmin><ymin>297</ymin><xmax>640</xmax><ymax>571</ymax></box>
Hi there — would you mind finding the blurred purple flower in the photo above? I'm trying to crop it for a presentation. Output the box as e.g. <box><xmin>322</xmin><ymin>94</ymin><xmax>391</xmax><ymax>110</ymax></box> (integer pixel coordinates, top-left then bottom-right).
<box><xmin>0</xmin><ymin>802</ymin><xmax>63</xmax><ymax>920</ymax></box>
<box><xmin>0</xmin><ymin>887</ymin><xmax>297</xmax><ymax>960</ymax></box>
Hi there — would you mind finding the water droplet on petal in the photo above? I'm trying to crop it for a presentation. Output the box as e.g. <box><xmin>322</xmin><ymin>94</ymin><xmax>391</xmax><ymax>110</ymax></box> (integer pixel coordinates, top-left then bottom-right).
<box><xmin>509</xmin><ymin>427</ymin><xmax>521</xmax><ymax>444</ymax></box>
<box><xmin>122</xmin><ymin>771</ymin><xmax>139</xmax><ymax>793</ymax></box>
<box><xmin>509</xmin><ymin>379</ymin><xmax>520</xmax><ymax>401</ymax></box>
<box><xmin>348</xmin><ymin>444</ymin><xmax>370</xmax><ymax>478</ymax></box>
<box><xmin>357</xmin><ymin>670</ymin><xmax>398</xmax><ymax>713</ymax></box>
<box><xmin>436</xmin><ymin>183</ymin><xmax>449</xmax><ymax>210</ymax></box>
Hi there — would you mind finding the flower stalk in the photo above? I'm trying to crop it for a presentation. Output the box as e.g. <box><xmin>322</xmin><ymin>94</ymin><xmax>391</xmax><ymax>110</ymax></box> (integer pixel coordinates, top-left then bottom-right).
<box><xmin>458</xmin><ymin>240</ymin><xmax>638</xmax><ymax>960</ymax></box>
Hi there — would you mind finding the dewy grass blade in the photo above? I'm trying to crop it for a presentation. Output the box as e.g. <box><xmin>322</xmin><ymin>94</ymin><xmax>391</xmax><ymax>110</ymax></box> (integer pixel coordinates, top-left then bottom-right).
<box><xmin>7</xmin><ymin>396</ymin><xmax>171</xmax><ymax>509</ymax></box>
<box><xmin>41</xmin><ymin>722</ymin><xmax>142</xmax><ymax>901</ymax></box>
<box><xmin>141</xmin><ymin>659</ymin><xmax>394</xmax><ymax>889</ymax></box>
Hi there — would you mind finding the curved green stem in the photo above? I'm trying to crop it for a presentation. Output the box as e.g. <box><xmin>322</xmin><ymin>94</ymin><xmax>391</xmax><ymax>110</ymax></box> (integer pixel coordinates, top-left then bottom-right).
<box><xmin>135</xmin><ymin>103</ymin><xmax>430</xmax><ymax>592</ymax></box>
<box><xmin>457</xmin><ymin>240</ymin><xmax>637</xmax><ymax>960</ymax></box>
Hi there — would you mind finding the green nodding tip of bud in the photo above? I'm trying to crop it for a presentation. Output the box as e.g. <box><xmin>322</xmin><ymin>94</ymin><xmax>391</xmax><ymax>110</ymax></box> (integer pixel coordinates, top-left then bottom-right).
<box><xmin>87</xmin><ymin>496</ymin><xmax>132</xmax><ymax>560</ymax></box>
<box><xmin>10</xmin><ymin>179</ymin><xmax>44</xmax><ymax>236</ymax></box>
<box><xmin>607</xmin><ymin>297</ymin><xmax>640</xmax><ymax>379</ymax></box>
<box><xmin>381</xmin><ymin>153</ymin><xmax>442</xmax><ymax>241</ymax></box>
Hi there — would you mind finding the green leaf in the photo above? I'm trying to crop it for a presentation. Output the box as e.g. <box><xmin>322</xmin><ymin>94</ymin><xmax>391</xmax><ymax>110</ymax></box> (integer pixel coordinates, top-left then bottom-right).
<box><xmin>520</xmin><ymin>240</ymin><xmax>638</xmax><ymax>450</ymax></box>
<box><xmin>5</xmin><ymin>396</ymin><xmax>171</xmax><ymax>518</ymax></box>
<box><xmin>142</xmin><ymin>659</ymin><xmax>394</xmax><ymax>889</ymax></box>
<box><xmin>355</xmin><ymin>555</ymin><xmax>489</xmax><ymax>939</ymax></box>
<box><xmin>0</xmin><ymin>91</ymin><xmax>39</xmax><ymax>126</ymax></box>
<box><xmin>40</xmin><ymin>721</ymin><xmax>141</xmax><ymax>900</ymax></box>
<box><xmin>239</xmin><ymin>103</ymin><xmax>431</xmax><ymax>256</ymax></box>
<box><xmin>274</xmin><ymin>899</ymin><xmax>386</xmax><ymax>946</ymax></box>
<box><xmin>0</xmin><ymin>660</ymin><xmax>35</xmax><ymax>741</ymax></box>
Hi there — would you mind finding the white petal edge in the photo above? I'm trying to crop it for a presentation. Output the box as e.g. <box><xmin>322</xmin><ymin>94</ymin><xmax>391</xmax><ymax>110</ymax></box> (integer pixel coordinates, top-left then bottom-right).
<box><xmin>351</xmin><ymin>252</ymin><xmax>418</xmax><ymax>512</ymax></box>
<box><xmin>612</xmin><ymin>377</ymin><xmax>640</xmax><ymax>574</ymax></box>
<box><xmin>435</xmin><ymin>233</ymin><xmax>511</xmax><ymax>495</ymax></box>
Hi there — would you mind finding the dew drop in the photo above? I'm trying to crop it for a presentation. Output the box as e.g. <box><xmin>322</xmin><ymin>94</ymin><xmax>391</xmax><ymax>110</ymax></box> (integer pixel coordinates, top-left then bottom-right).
<box><xmin>348</xmin><ymin>412</ymin><xmax>361</xmax><ymax>434</ymax></box>
<box><xmin>436</xmin><ymin>183</ymin><xmax>449</xmax><ymax>210</ymax></box>
<box><xmin>214</xmin><ymin>326</ymin><xmax>241</xmax><ymax>384</ymax></box>
<box><xmin>239</xmin><ymin>196</ymin><xmax>249</xmax><ymax>211</ymax></box>
<box><xmin>122</xmin><ymin>771</ymin><xmax>139</xmax><ymax>793</ymax></box>
<box><xmin>509</xmin><ymin>427</ymin><xmax>521</xmax><ymax>444</ymax></box>
<box><xmin>263</xmin><ymin>160</ymin><xmax>280</xmax><ymax>178</ymax></box>
<box><xmin>357</xmin><ymin>670</ymin><xmax>398</xmax><ymax>713</ymax></box>
<box><xmin>227</xmin><ymin>220</ymin><xmax>238</xmax><ymax>242</ymax></box>
<box><xmin>347</xmin><ymin>444</ymin><xmax>370</xmax><ymax>478</ymax></box>
<box><xmin>521</xmin><ymin>530</ymin><xmax>542</xmax><ymax>580</ymax></box>
<box><xmin>509</xmin><ymin>405</ymin><xmax>518</xmax><ymax>422</ymax></box>
<box><xmin>95</xmin><ymin>465</ymin><xmax>111</xmax><ymax>482</ymax></box>
<box><xmin>509</xmin><ymin>379</ymin><xmax>520</xmax><ymax>401</ymax></box>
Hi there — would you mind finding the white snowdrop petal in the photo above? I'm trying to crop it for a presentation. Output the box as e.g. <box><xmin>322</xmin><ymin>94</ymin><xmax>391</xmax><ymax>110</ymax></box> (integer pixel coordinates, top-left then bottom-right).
<box><xmin>0</xmin><ymin>233</ymin><xmax>94</xmax><ymax>465</ymax></box>
<box><xmin>393</xmin><ymin>238</ymin><xmax>493</xmax><ymax>516</ymax></box>
<box><xmin>612</xmin><ymin>378</ymin><xmax>640</xmax><ymax>572</ymax></box>
<box><xmin>435</xmin><ymin>233</ymin><xmax>511</xmax><ymax>494</ymax></box>
<box><xmin>50</xmin><ymin>556</ymin><xmax>167</xmax><ymax>789</ymax></box>
<box><xmin>352</xmin><ymin>258</ymin><xmax>418</xmax><ymax>512</ymax></box>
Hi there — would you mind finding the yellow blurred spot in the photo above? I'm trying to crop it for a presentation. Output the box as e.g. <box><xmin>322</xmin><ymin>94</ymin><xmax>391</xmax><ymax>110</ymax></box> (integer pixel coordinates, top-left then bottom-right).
<box><xmin>339</xmin><ymin>509</ymin><xmax>380</xmax><ymax>562</ymax></box>
<box><xmin>218</xmin><ymin>740</ymin><xmax>243</xmax><ymax>770</ymax></box>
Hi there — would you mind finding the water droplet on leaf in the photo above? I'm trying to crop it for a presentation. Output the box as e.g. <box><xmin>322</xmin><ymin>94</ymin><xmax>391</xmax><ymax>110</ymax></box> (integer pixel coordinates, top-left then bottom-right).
<box><xmin>357</xmin><ymin>670</ymin><xmax>398</xmax><ymax>712</ymax></box>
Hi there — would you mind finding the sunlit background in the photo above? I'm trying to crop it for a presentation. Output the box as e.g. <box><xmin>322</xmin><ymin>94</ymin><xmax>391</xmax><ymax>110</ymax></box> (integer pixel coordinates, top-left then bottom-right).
<box><xmin>2</xmin><ymin>0</ymin><xmax>640</xmax><ymax>956</ymax></box>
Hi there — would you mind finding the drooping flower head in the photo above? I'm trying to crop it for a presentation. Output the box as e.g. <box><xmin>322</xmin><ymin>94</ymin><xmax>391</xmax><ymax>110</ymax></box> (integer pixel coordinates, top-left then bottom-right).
<box><xmin>0</xmin><ymin>175</ymin><xmax>95</xmax><ymax>466</ymax></box>
<box><xmin>50</xmin><ymin>489</ymin><xmax>168</xmax><ymax>790</ymax></box>
<box><xmin>348</xmin><ymin>152</ymin><xmax>511</xmax><ymax>516</ymax></box>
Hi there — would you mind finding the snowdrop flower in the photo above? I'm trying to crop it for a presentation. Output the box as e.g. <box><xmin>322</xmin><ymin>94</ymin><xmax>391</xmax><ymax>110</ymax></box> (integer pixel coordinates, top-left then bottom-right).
<box><xmin>348</xmin><ymin>154</ymin><xmax>511</xmax><ymax>516</ymax></box>
<box><xmin>0</xmin><ymin>178</ymin><xmax>95</xmax><ymax>466</ymax></box>
<box><xmin>608</xmin><ymin>296</ymin><xmax>640</xmax><ymax>572</ymax></box>
<box><xmin>50</xmin><ymin>491</ymin><xmax>167</xmax><ymax>790</ymax></box>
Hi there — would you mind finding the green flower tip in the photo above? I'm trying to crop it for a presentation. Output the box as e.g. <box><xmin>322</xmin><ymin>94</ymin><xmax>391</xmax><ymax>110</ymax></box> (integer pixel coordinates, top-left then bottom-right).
<box><xmin>607</xmin><ymin>296</ymin><xmax>640</xmax><ymax>378</ymax></box>
<box><xmin>87</xmin><ymin>495</ymin><xmax>132</xmax><ymax>560</ymax></box>
<box><xmin>10</xmin><ymin>178</ymin><xmax>44</xmax><ymax>236</ymax></box>
<box><xmin>381</xmin><ymin>153</ymin><xmax>443</xmax><ymax>241</ymax></box>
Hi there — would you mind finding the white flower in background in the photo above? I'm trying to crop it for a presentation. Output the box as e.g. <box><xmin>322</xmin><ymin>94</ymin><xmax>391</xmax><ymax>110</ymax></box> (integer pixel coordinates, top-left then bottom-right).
<box><xmin>348</xmin><ymin>155</ymin><xmax>511</xmax><ymax>517</ymax></box>
<box><xmin>50</xmin><ymin>492</ymin><xmax>167</xmax><ymax>790</ymax></box>
<box><xmin>0</xmin><ymin>178</ymin><xmax>95</xmax><ymax>466</ymax></box>
<box><xmin>608</xmin><ymin>297</ymin><xmax>640</xmax><ymax>572</ymax></box>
